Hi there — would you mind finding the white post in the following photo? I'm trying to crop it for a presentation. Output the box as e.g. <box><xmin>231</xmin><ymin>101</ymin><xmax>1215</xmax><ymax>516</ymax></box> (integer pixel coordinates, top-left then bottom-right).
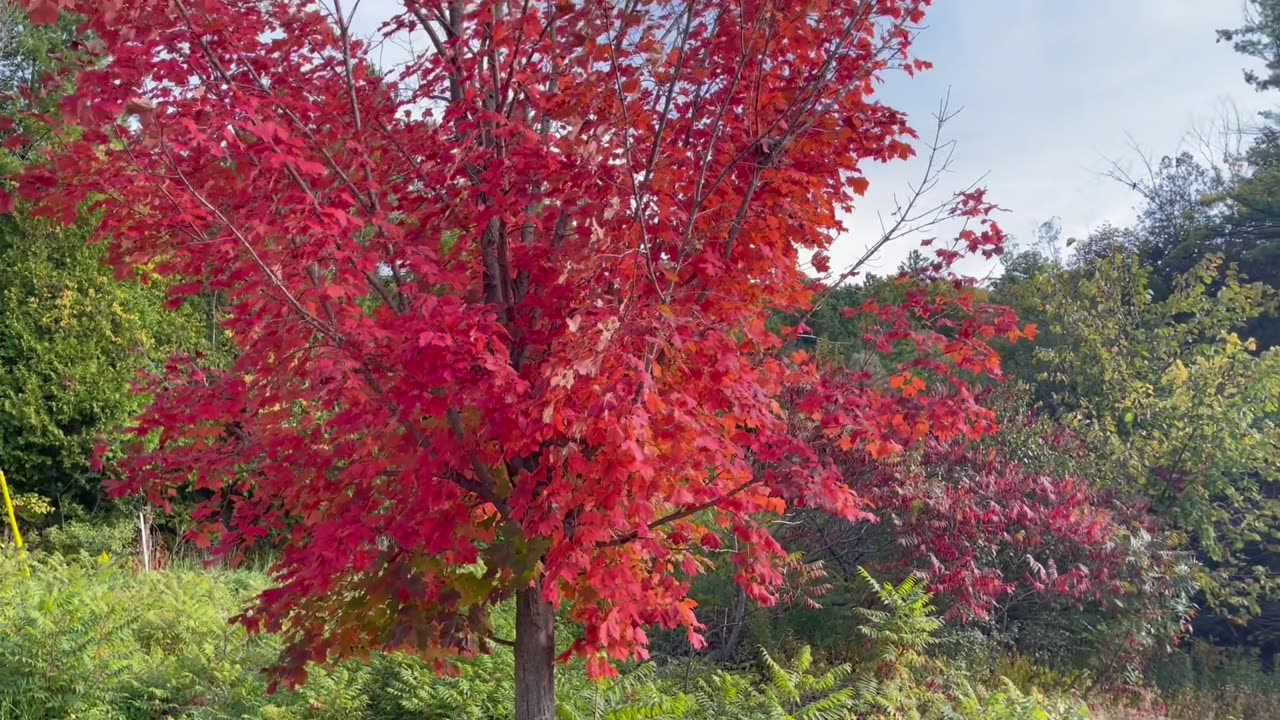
<box><xmin>139</xmin><ymin>507</ymin><xmax>152</xmax><ymax>572</ymax></box>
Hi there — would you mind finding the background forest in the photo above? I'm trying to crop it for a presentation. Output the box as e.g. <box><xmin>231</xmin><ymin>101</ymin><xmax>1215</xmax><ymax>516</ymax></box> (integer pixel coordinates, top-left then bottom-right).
<box><xmin>0</xmin><ymin>1</ymin><xmax>1279</xmax><ymax>719</ymax></box>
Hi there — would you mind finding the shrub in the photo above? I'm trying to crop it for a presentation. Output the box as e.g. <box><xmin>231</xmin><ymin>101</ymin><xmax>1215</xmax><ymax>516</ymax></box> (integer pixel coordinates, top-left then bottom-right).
<box><xmin>33</xmin><ymin>515</ymin><xmax>138</xmax><ymax>560</ymax></box>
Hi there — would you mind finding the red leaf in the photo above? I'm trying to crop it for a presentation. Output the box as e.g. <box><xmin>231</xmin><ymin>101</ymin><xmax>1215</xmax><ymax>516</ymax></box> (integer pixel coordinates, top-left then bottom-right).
<box><xmin>27</xmin><ymin>0</ymin><xmax>62</xmax><ymax>25</ymax></box>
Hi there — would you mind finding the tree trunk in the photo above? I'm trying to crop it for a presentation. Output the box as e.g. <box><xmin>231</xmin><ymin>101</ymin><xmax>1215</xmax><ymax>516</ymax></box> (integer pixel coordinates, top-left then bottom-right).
<box><xmin>716</xmin><ymin>586</ymin><xmax>749</xmax><ymax>662</ymax></box>
<box><xmin>515</xmin><ymin>581</ymin><xmax>556</xmax><ymax>720</ymax></box>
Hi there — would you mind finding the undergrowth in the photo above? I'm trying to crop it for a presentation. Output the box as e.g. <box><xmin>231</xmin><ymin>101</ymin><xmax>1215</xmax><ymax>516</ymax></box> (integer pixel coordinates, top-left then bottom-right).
<box><xmin>0</xmin><ymin>551</ymin><xmax>1264</xmax><ymax>719</ymax></box>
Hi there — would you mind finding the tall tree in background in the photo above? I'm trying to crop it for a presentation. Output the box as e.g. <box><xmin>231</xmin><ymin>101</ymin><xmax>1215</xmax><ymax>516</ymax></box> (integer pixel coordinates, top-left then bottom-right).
<box><xmin>1019</xmin><ymin>255</ymin><xmax>1280</xmax><ymax>642</ymax></box>
<box><xmin>3</xmin><ymin>1</ymin><xmax>1028</xmax><ymax>717</ymax></box>
<box><xmin>1209</xmin><ymin>0</ymin><xmax>1280</xmax><ymax>348</ymax></box>
<box><xmin>1220</xmin><ymin>0</ymin><xmax>1280</xmax><ymax>93</ymax></box>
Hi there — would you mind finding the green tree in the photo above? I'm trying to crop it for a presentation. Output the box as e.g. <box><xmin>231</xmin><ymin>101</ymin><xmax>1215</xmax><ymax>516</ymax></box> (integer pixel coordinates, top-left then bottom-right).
<box><xmin>1096</xmin><ymin>152</ymin><xmax>1229</xmax><ymax>298</ymax></box>
<box><xmin>0</xmin><ymin>212</ymin><xmax>220</xmax><ymax>510</ymax></box>
<box><xmin>1219</xmin><ymin>0</ymin><xmax>1280</xmax><ymax>92</ymax></box>
<box><xmin>1205</xmin><ymin>130</ymin><xmax>1280</xmax><ymax>349</ymax></box>
<box><xmin>1030</xmin><ymin>254</ymin><xmax>1280</xmax><ymax>623</ymax></box>
<box><xmin>1206</xmin><ymin>1</ymin><xmax>1280</xmax><ymax>348</ymax></box>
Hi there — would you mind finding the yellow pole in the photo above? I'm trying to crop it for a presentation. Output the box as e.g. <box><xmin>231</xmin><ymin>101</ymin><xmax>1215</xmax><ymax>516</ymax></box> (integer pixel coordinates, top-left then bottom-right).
<box><xmin>0</xmin><ymin>468</ymin><xmax>30</xmax><ymax>576</ymax></box>
<box><xmin>0</xmin><ymin>469</ymin><xmax>22</xmax><ymax>550</ymax></box>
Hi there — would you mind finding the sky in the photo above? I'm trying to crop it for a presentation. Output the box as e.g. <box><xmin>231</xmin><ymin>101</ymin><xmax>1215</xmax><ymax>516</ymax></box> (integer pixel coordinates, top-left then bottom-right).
<box><xmin>841</xmin><ymin>0</ymin><xmax>1274</xmax><ymax>278</ymax></box>
<box><xmin>346</xmin><ymin>0</ymin><xmax>1273</xmax><ymax>280</ymax></box>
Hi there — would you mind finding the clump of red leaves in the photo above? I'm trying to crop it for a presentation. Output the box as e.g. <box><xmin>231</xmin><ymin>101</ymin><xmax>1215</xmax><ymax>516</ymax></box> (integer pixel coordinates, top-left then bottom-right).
<box><xmin>863</xmin><ymin>436</ymin><xmax>1139</xmax><ymax>620</ymax></box>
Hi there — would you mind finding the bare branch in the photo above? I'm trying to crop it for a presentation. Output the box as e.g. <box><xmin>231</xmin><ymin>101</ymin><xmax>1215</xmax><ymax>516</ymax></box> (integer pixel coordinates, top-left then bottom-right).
<box><xmin>808</xmin><ymin>89</ymin><xmax>980</xmax><ymax>316</ymax></box>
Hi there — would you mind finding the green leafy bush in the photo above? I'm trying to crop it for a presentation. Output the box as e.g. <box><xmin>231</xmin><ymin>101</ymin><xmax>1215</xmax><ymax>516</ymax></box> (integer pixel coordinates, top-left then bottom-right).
<box><xmin>34</xmin><ymin>515</ymin><xmax>139</xmax><ymax>560</ymax></box>
<box><xmin>0</xmin><ymin>212</ymin><xmax>220</xmax><ymax>513</ymax></box>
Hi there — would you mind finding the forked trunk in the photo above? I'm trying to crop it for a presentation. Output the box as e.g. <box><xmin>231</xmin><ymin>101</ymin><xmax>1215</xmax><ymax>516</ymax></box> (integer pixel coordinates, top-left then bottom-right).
<box><xmin>514</xmin><ymin>581</ymin><xmax>556</xmax><ymax>720</ymax></box>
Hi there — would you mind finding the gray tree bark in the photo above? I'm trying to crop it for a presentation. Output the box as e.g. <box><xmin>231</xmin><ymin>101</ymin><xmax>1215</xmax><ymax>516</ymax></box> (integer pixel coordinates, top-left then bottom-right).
<box><xmin>514</xmin><ymin>581</ymin><xmax>556</xmax><ymax>720</ymax></box>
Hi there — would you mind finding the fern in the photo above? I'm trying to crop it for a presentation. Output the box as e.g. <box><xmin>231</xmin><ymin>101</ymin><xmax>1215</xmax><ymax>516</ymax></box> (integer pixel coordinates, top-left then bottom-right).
<box><xmin>557</xmin><ymin>663</ymin><xmax>694</xmax><ymax>720</ymax></box>
<box><xmin>755</xmin><ymin>645</ymin><xmax>858</xmax><ymax>720</ymax></box>
<box><xmin>853</xmin><ymin>567</ymin><xmax>943</xmax><ymax>674</ymax></box>
<box><xmin>686</xmin><ymin>667</ymin><xmax>773</xmax><ymax>720</ymax></box>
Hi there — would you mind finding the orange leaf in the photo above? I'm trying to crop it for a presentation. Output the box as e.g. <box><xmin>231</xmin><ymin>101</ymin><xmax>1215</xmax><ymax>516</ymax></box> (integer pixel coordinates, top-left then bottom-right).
<box><xmin>644</xmin><ymin>392</ymin><xmax>662</xmax><ymax>413</ymax></box>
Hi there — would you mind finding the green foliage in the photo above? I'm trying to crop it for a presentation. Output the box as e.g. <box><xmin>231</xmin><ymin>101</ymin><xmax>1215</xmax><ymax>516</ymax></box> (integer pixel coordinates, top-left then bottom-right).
<box><xmin>945</xmin><ymin>677</ymin><xmax>1090</xmax><ymax>720</ymax></box>
<box><xmin>0</xmin><ymin>212</ymin><xmax>220</xmax><ymax>511</ymax></box>
<box><xmin>1147</xmin><ymin>642</ymin><xmax>1280</xmax><ymax>720</ymax></box>
<box><xmin>994</xmin><ymin>656</ymin><xmax>1091</xmax><ymax>698</ymax></box>
<box><xmin>34</xmin><ymin>515</ymin><xmax>139</xmax><ymax>560</ymax></box>
<box><xmin>358</xmin><ymin>636</ymin><xmax>517</xmax><ymax>720</ymax></box>
<box><xmin>0</xmin><ymin>553</ymin><xmax>1104</xmax><ymax>720</ymax></box>
<box><xmin>557</xmin><ymin>663</ymin><xmax>693</xmax><ymax>720</ymax></box>
<box><xmin>686</xmin><ymin>669</ymin><xmax>771</xmax><ymax>720</ymax></box>
<box><xmin>853</xmin><ymin>569</ymin><xmax>943</xmax><ymax>674</ymax></box>
<box><xmin>755</xmin><ymin>645</ymin><xmax>858</xmax><ymax>720</ymax></box>
<box><xmin>1219</xmin><ymin>0</ymin><xmax>1280</xmax><ymax>92</ymax></box>
<box><xmin>848</xmin><ymin>569</ymin><xmax>954</xmax><ymax>720</ymax></box>
<box><xmin>1028</xmin><ymin>255</ymin><xmax>1280</xmax><ymax>620</ymax></box>
<box><xmin>10</xmin><ymin>491</ymin><xmax>52</xmax><ymax>525</ymax></box>
<box><xmin>0</xmin><ymin>549</ymin><xmax>495</xmax><ymax>720</ymax></box>
<box><xmin>731</xmin><ymin>572</ymin><xmax>1090</xmax><ymax>720</ymax></box>
<box><xmin>0</xmin><ymin>549</ymin><xmax>693</xmax><ymax>720</ymax></box>
<box><xmin>1213</xmin><ymin>125</ymin><xmax>1280</xmax><ymax>350</ymax></box>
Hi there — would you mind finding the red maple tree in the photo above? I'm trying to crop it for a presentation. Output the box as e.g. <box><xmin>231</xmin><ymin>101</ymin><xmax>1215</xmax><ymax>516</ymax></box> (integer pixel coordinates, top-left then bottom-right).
<box><xmin>5</xmin><ymin>1</ymin><xmax>1025</xmax><ymax>716</ymax></box>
